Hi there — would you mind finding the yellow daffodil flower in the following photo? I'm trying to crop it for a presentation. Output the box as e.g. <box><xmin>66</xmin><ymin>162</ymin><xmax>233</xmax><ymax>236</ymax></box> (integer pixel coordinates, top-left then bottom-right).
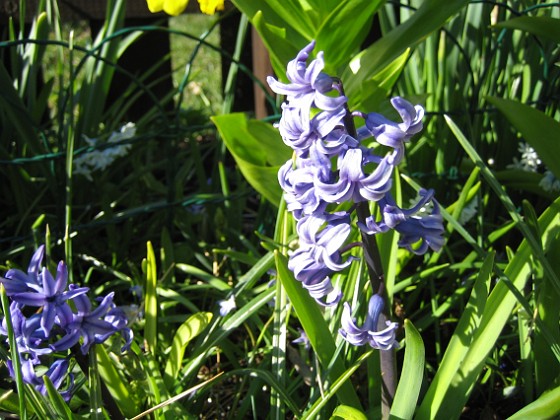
<box><xmin>146</xmin><ymin>0</ymin><xmax>224</xmax><ymax>16</ymax></box>
<box><xmin>198</xmin><ymin>0</ymin><xmax>225</xmax><ymax>15</ymax></box>
<box><xmin>146</xmin><ymin>0</ymin><xmax>189</xmax><ymax>16</ymax></box>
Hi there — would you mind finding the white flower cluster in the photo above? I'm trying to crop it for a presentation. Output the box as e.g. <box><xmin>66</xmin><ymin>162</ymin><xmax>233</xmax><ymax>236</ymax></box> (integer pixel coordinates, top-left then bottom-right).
<box><xmin>507</xmin><ymin>142</ymin><xmax>541</xmax><ymax>172</ymax></box>
<box><xmin>507</xmin><ymin>142</ymin><xmax>560</xmax><ymax>193</ymax></box>
<box><xmin>74</xmin><ymin>122</ymin><xmax>136</xmax><ymax>181</ymax></box>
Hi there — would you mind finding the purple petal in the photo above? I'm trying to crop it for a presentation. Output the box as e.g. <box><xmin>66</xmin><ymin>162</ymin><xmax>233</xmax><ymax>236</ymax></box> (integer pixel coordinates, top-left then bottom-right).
<box><xmin>11</xmin><ymin>291</ymin><xmax>47</xmax><ymax>307</ymax></box>
<box><xmin>55</xmin><ymin>262</ymin><xmax>68</xmax><ymax>293</ymax></box>
<box><xmin>27</xmin><ymin>245</ymin><xmax>45</xmax><ymax>277</ymax></box>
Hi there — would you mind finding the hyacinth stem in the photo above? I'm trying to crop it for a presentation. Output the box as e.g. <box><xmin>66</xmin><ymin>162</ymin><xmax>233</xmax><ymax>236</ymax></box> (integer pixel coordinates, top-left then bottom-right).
<box><xmin>73</xmin><ymin>347</ymin><xmax>124</xmax><ymax>419</ymax></box>
<box><xmin>356</xmin><ymin>202</ymin><xmax>397</xmax><ymax>418</ymax></box>
<box><xmin>341</xmin><ymin>93</ymin><xmax>397</xmax><ymax>418</ymax></box>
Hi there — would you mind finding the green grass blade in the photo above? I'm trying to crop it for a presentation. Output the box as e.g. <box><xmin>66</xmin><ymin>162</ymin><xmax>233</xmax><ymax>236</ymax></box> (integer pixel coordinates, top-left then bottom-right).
<box><xmin>180</xmin><ymin>287</ymin><xmax>277</xmax><ymax>381</ymax></box>
<box><xmin>431</xmin><ymin>199</ymin><xmax>560</xmax><ymax>417</ymax></box>
<box><xmin>390</xmin><ymin>320</ymin><xmax>425</xmax><ymax>420</ymax></box>
<box><xmin>301</xmin><ymin>350</ymin><xmax>372</xmax><ymax>419</ymax></box>
<box><xmin>275</xmin><ymin>251</ymin><xmax>362</xmax><ymax>409</ymax></box>
<box><xmin>417</xmin><ymin>252</ymin><xmax>494</xmax><ymax>418</ymax></box>
<box><xmin>96</xmin><ymin>345</ymin><xmax>139</xmax><ymax>418</ymax></box>
<box><xmin>445</xmin><ymin>115</ymin><xmax>560</xmax><ymax>297</ymax></box>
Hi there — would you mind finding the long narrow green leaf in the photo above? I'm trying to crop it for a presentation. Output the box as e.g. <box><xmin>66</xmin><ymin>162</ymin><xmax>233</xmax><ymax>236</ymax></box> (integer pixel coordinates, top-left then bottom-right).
<box><xmin>390</xmin><ymin>320</ymin><xmax>425</xmax><ymax>420</ymax></box>
<box><xmin>180</xmin><ymin>287</ymin><xmax>276</xmax><ymax>381</ymax></box>
<box><xmin>144</xmin><ymin>241</ymin><xmax>158</xmax><ymax>355</ymax></box>
<box><xmin>301</xmin><ymin>350</ymin><xmax>372</xmax><ymax>419</ymax></box>
<box><xmin>275</xmin><ymin>251</ymin><xmax>362</xmax><ymax>409</ymax></box>
<box><xmin>445</xmin><ymin>115</ymin><xmax>560</xmax><ymax>298</ymax></box>
<box><xmin>417</xmin><ymin>252</ymin><xmax>494</xmax><ymax>418</ymax></box>
<box><xmin>487</xmin><ymin>97</ymin><xmax>560</xmax><ymax>179</ymax></box>
<box><xmin>212</xmin><ymin>113</ymin><xmax>290</xmax><ymax>207</ymax></box>
<box><xmin>331</xmin><ymin>405</ymin><xmax>368</xmax><ymax>420</ymax></box>
<box><xmin>42</xmin><ymin>376</ymin><xmax>73</xmax><ymax>420</ymax></box>
<box><xmin>315</xmin><ymin>0</ymin><xmax>384</xmax><ymax>72</ymax></box>
<box><xmin>96</xmin><ymin>345</ymin><xmax>139</xmax><ymax>418</ymax></box>
<box><xmin>432</xmin><ymin>199</ymin><xmax>560</xmax><ymax>417</ymax></box>
<box><xmin>508</xmin><ymin>384</ymin><xmax>560</xmax><ymax>420</ymax></box>
<box><xmin>494</xmin><ymin>16</ymin><xmax>560</xmax><ymax>44</ymax></box>
<box><xmin>164</xmin><ymin>312</ymin><xmax>213</xmax><ymax>388</ymax></box>
<box><xmin>342</xmin><ymin>0</ymin><xmax>470</xmax><ymax>103</ymax></box>
<box><xmin>0</xmin><ymin>285</ymin><xmax>26</xmax><ymax>419</ymax></box>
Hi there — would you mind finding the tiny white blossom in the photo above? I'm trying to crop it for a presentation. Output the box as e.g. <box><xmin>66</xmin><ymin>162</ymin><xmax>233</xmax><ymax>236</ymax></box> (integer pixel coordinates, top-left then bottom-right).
<box><xmin>218</xmin><ymin>295</ymin><xmax>236</xmax><ymax>316</ymax></box>
<box><xmin>73</xmin><ymin>123</ymin><xmax>135</xmax><ymax>180</ymax></box>
<box><xmin>507</xmin><ymin>142</ymin><xmax>541</xmax><ymax>172</ymax></box>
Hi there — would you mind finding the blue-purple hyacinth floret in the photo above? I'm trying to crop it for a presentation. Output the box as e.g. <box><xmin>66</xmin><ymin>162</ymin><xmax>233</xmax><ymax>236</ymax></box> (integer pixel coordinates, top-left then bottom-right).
<box><xmin>0</xmin><ymin>245</ymin><xmax>133</xmax><ymax>399</ymax></box>
<box><xmin>339</xmin><ymin>295</ymin><xmax>399</xmax><ymax>350</ymax></box>
<box><xmin>268</xmin><ymin>41</ymin><xmax>445</xmax><ymax>349</ymax></box>
<box><xmin>288</xmin><ymin>212</ymin><xmax>355</xmax><ymax>306</ymax></box>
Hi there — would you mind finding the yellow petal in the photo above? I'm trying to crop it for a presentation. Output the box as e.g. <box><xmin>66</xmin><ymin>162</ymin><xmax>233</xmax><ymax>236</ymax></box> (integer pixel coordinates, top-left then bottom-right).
<box><xmin>146</xmin><ymin>0</ymin><xmax>165</xmax><ymax>13</ymax></box>
<box><xmin>163</xmin><ymin>0</ymin><xmax>189</xmax><ymax>15</ymax></box>
<box><xmin>197</xmin><ymin>0</ymin><xmax>224</xmax><ymax>15</ymax></box>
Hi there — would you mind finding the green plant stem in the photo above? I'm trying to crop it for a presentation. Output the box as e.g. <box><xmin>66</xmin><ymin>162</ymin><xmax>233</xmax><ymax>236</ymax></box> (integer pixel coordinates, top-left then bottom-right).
<box><xmin>73</xmin><ymin>347</ymin><xmax>124</xmax><ymax>420</ymax></box>
<box><xmin>356</xmin><ymin>202</ymin><xmax>397</xmax><ymax>418</ymax></box>
<box><xmin>1</xmin><ymin>286</ymin><xmax>27</xmax><ymax>419</ymax></box>
<box><xmin>343</xmin><ymin>98</ymin><xmax>397</xmax><ymax>418</ymax></box>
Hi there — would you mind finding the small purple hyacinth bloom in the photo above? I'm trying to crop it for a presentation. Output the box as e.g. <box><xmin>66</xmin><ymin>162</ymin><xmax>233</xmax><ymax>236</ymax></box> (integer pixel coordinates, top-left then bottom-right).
<box><xmin>103</xmin><ymin>305</ymin><xmax>134</xmax><ymax>352</ymax></box>
<box><xmin>314</xmin><ymin>147</ymin><xmax>394</xmax><ymax>203</ymax></box>
<box><xmin>288</xmin><ymin>212</ymin><xmax>354</xmax><ymax>306</ymax></box>
<box><xmin>292</xmin><ymin>328</ymin><xmax>311</xmax><ymax>350</ymax></box>
<box><xmin>359</xmin><ymin>97</ymin><xmax>424</xmax><ymax>164</ymax></box>
<box><xmin>267</xmin><ymin>40</ymin><xmax>347</xmax><ymax>113</ymax></box>
<box><xmin>11</xmin><ymin>262</ymin><xmax>89</xmax><ymax>336</ymax></box>
<box><xmin>0</xmin><ymin>245</ymin><xmax>45</xmax><ymax>295</ymax></box>
<box><xmin>52</xmin><ymin>291</ymin><xmax>120</xmax><ymax>355</ymax></box>
<box><xmin>339</xmin><ymin>294</ymin><xmax>399</xmax><ymax>350</ymax></box>
<box><xmin>278</xmin><ymin>103</ymin><xmax>347</xmax><ymax>155</ymax></box>
<box><xmin>10</xmin><ymin>357</ymin><xmax>74</xmax><ymax>401</ymax></box>
<box><xmin>0</xmin><ymin>303</ymin><xmax>51</xmax><ymax>362</ymax></box>
<box><xmin>360</xmin><ymin>189</ymin><xmax>445</xmax><ymax>254</ymax></box>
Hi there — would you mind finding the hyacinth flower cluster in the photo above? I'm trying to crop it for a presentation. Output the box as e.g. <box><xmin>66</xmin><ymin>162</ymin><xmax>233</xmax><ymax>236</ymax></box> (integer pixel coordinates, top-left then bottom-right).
<box><xmin>0</xmin><ymin>245</ymin><xmax>132</xmax><ymax>400</ymax></box>
<box><xmin>267</xmin><ymin>41</ymin><xmax>444</xmax><ymax>350</ymax></box>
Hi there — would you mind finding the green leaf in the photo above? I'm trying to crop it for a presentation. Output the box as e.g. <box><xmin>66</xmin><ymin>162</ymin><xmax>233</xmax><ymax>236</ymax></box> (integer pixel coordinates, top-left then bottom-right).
<box><xmin>342</xmin><ymin>0</ymin><xmax>470</xmax><ymax>103</ymax></box>
<box><xmin>508</xmin><ymin>384</ymin><xmax>560</xmax><ymax>420</ymax></box>
<box><xmin>417</xmin><ymin>252</ymin><xmax>493</xmax><ymax>418</ymax></box>
<box><xmin>428</xmin><ymin>199</ymin><xmax>560</xmax><ymax>417</ymax></box>
<box><xmin>301</xmin><ymin>351</ymin><xmax>372</xmax><ymax>419</ymax></box>
<box><xmin>232</xmin><ymin>0</ymin><xmax>315</xmax><ymax>39</ymax></box>
<box><xmin>252</xmin><ymin>12</ymin><xmax>303</xmax><ymax>78</ymax></box>
<box><xmin>96</xmin><ymin>345</ymin><xmax>139</xmax><ymax>418</ymax></box>
<box><xmin>1</xmin><ymin>285</ymin><xmax>27</xmax><ymax>419</ymax></box>
<box><xmin>494</xmin><ymin>16</ymin><xmax>560</xmax><ymax>44</ymax></box>
<box><xmin>213</xmin><ymin>113</ymin><xmax>290</xmax><ymax>207</ymax></box>
<box><xmin>275</xmin><ymin>251</ymin><xmax>362</xmax><ymax>409</ymax></box>
<box><xmin>390</xmin><ymin>320</ymin><xmax>425</xmax><ymax>420</ymax></box>
<box><xmin>42</xmin><ymin>376</ymin><xmax>73</xmax><ymax>420</ymax></box>
<box><xmin>144</xmin><ymin>241</ymin><xmax>158</xmax><ymax>355</ymax></box>
<box><xmin>315</xmin><ymin>0</ymin><xmax>384</xmax><ymax>72</ymax></box>
<box><xmin>164</xmin><ymin>312</ymin><xmax>213</xmax><ymax>388</ymax></box>
<box><xmin>488</xmin><ymin>97</ymin><xmax>560</xmax><ymax>179</ymax></box>
<box><xmin>331</xmin><ymin>404</ymin><xmax>369</xmax><ymax>420</ymax></box>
